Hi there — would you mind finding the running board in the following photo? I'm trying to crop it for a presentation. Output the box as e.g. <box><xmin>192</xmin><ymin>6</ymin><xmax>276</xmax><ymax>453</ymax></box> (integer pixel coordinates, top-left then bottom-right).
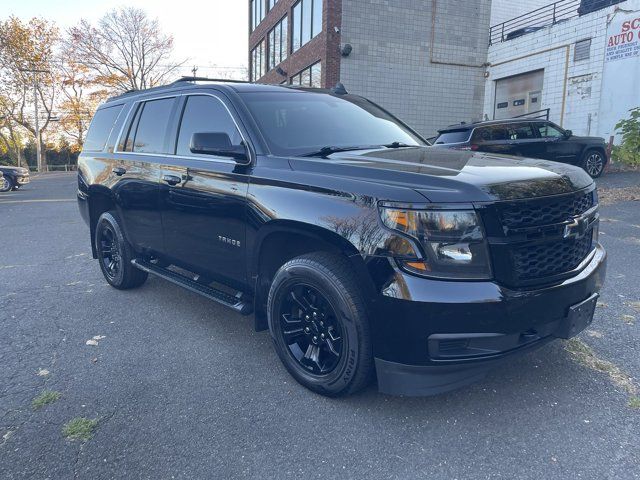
<box><xmin>131</xmin><ymin>259</ymin><xmax>253</xmax><ymax>315</ymax></box>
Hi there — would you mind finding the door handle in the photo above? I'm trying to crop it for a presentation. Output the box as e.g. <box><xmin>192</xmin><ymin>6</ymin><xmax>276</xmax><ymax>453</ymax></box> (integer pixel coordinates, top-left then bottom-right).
<box><xmin>162</xmin><ymin>174</ymin><xmax>181</xmax><ymax>186</ymax></box>
<box><xmin>112</xmin><ymin>166</ymin><xmax>127</xmax><ymax>176</ymax></box>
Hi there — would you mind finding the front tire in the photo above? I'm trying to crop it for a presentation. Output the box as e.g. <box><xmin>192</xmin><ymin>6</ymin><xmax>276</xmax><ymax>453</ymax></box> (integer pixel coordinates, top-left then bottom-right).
<box><xmin>582</xmin><ymin>150</ymin><xmax>606</xmax><ymax>178</ymax></box>
<box><xmin>267</xmin><ymin>252</ymin><xmax>373</xmax><ymax>397</ymax></box>
<box><xmin>95</xmin><ymin>211</ymin><xmax>148</xmax><ymax>290</ymax></box>
<box><xmin>0</xmin><ymin>176</ymin><xmax>13</xmax><ymax>192</ymax></box>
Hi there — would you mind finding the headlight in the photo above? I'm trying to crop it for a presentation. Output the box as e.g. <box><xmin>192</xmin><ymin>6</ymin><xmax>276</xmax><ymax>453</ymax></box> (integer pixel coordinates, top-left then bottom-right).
<box><xmin>379</xmin><ymin>204</ymin><xmax>492</xmax><ymax>279</ymax></box>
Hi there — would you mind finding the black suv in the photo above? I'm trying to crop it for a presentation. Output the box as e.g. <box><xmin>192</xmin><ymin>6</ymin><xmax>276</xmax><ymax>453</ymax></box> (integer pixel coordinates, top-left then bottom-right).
<box><xmin>78</xmin><ymin>79</ymin><xmax>606</xmax><ymax>397</ymax></box>
<box><xmin>0</xmin><ymin>165</ymin><xmax>30</xmax><ymax>192</ymax></box>
<box><xmin>433</xmin><ymin>119</ymin><xmax>608</xmax><ymax>178</ymax></box>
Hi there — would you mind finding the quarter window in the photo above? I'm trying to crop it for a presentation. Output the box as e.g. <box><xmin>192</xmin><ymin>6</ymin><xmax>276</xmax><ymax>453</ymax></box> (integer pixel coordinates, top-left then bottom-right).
<box><xmin>126</xmin><ymin>98</ymin><xmax>175</xmax><ymax>154</ymax></box>
<box><xmin>83</xmin><ymin>104</ymin><xmax>123</xmax><ymax>152</ymax></box>
<box><xmin>291</xmin><ymin>0</ymin><xmax>323</xmax><ymax>53</ymax></box>
<box><xmin>176</xmin><ymin>96</ymin><xmax>243</xmax><ymax>157</ymax></box>
<box><xmin>268</xmin><ymin>16</ymin><xmax>288</xmax><ymax>71</ymax></box>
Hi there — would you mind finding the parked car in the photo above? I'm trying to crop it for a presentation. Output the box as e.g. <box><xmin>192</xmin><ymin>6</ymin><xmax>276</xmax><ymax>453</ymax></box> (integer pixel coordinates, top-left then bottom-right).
<box><xmin>0</xmin><ymin>165</ymin><xmax>30</xmax><ymax>192</ymax></box>
<box><xmin>78</xmin><ymin>79</ymin><xmax>606</xmax><ymax>397</ymax></box>
<box><xmin>433</xmin><ymin>119</ymin><xmax>608</xmax><ymax>178</ymax></box>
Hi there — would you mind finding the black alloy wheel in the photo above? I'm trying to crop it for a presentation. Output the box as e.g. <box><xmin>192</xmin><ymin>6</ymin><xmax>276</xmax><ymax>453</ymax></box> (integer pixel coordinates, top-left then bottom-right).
<box><xmin>583</xmin><ymin>150</ymin><xmax>605</xmax><ymax>178</ymax></box>
<box><xmin>268</xmin><ymin>252</ymin><xmax>373</xmax><ymax>396</ymax></box>
<box><xmin>277</xmin><ymin>283</ymin><xmax>344</xmax><ymax>375</ymax></box>
<box><xmin>0</xmin><ymin>176</ymin><xmax>13</xmax><ymax>192</ymax></box>
<box><xmin>99</xmin><ymin>223</ymin><xmax>122</xmax><ymax>282</ymax></box>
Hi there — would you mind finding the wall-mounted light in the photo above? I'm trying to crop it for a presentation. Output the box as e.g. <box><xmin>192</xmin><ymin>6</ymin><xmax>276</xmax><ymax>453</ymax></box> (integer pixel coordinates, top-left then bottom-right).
<box><xmin>340</xmin><ymin>44</ymin><xmax>353</xmax><ymax>57</ymax></box>
<box><xmin>276</xmin><ymin>66</ymin><xmax>288</xmax><ymax>77</ymax></box>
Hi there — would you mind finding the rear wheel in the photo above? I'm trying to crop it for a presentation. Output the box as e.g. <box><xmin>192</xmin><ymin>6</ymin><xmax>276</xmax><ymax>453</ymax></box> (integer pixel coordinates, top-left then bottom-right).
<box><xmin>95</xmin><ymin>211</ymin><xmax>148</xmax><ymax>289</ymax></box>
<box><xmin>582</xmin><ymin>150</ymin><xmax>605</xmax><ymax>178</ymax></box>
<box><xmin>0</xmin><ymin>176</ymin><xmax>13</xmax><ymax>192</ymax></box>
<box><xmin>267</xmin><ymin>252</ymin><xmax>373</xmax><ymax>396</ymax></box>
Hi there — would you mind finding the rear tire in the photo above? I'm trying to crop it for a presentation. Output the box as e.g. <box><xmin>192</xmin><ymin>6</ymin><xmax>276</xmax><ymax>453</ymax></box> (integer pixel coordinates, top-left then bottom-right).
<box><xmin>95</xmin><ymin>211</ymin><xmax>148</xmax><ymax>290</ymax></box>
<box><xmin>582</xmin><ymin>149</ymin><xmax>605</xmax><ymax>178</ymax></box>
<box><xmin>267</xmin><ymin>252</ymin><xmax>373</xmax><ymax>397</ymax></box>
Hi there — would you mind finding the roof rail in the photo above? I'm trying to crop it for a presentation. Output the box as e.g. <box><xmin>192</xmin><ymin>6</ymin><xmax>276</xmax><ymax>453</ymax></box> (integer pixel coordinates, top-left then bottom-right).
<box><xmin>170</xmin><ymin>76</ymin><xmax>251</xmax><ymax>85</ymax></box>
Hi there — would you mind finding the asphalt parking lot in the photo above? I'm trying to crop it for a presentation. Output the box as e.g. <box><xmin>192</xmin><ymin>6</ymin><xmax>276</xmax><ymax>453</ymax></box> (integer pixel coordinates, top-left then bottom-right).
<box><xmin>1</xmin><ymin>172</ymin><xmax>639</xmax><ymax>479</ymax></box>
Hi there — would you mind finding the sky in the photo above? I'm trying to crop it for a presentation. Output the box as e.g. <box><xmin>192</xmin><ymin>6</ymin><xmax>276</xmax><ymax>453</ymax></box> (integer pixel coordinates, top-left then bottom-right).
<box><xmin>6</xmin><ymin>0</ymin><xmax>249</xmax><ymax>78</ymax></box>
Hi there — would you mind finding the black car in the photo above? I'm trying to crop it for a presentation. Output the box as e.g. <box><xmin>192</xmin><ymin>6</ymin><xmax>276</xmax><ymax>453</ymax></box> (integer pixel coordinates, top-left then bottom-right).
<box><xmin>433</xmin><ymin>119</ymin><xmax>608</xmax><ymax>178</ymax></box>
<box><xmin>0</xmin><ymin>165</ymin><xmax>30</xmax><ymax>192</ymax></box>
<box><xmin>77</xmin><ymin>79</ymin><xmax>606</xmax><ymax>397</ymax></box>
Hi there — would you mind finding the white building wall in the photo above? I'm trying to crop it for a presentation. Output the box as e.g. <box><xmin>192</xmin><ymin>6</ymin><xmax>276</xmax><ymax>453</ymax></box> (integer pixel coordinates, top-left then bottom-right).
<box><xmin>490</xmin><ymin>0</ymin><xmax>550</xmax><ymax>27</ymax></box>
<box><xmin>484</xmin><ymin>0</ymin><xmax>640</xmax><ymax>138</ymax></box>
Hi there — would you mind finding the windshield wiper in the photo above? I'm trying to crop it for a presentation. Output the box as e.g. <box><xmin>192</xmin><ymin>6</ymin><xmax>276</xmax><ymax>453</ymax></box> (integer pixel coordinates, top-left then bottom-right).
<box><xmin>299</xmin><ymin>146</ymin><xmax>378</xmax><ymax>158</ymax></box>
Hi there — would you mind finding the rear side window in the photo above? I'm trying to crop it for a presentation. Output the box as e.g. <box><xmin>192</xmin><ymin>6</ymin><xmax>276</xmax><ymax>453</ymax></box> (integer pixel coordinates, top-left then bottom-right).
<box><xmin>83</xmin><ymin>104</ymin><xmax>123</xmax><ymax>152</ymax></box>
<box><xmin>434</xmin><ymin>129</ymin><xmax>471</xmax><ymax>144</ymax></box>
<box><xmin>176</xmin><ymin>95</ymin><xmax>243</xmax><ymax>157</ymax></box>
<box><xmin>125</xmin><ymin>98</ymin><xmax>175</xmax><ymax>154</ymax></box>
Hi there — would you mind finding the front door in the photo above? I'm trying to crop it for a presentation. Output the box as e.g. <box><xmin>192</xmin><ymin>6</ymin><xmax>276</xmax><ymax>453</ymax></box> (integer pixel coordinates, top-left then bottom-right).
<box><xmin>160</xmin><ymin>93</ymin><xmax>250</xmax><ymax>287</ymax></box>
<box><xmin>534</xmin><ymin>122</ymin><xmax>581</xmax><ymax>163</ymax></box>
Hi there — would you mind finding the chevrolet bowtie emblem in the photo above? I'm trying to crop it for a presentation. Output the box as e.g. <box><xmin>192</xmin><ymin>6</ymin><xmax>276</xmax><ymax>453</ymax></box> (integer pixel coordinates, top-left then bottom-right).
<box><xmin>563</xmin><ymin>214</ymin><xmax>590</xmax><ymax>240</ymax></box>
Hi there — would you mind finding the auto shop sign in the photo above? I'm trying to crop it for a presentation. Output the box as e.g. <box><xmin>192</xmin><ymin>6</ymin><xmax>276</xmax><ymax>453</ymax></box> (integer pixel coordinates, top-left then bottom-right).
<box><xmin>605</xmin><ymin>12</ymin><xmax>640</xmax><ymax>61</ymax></box>
<box><xmin>599</xmin><ymin>10</ymin><xmax>640</xmax><ymax>141</ymax></box>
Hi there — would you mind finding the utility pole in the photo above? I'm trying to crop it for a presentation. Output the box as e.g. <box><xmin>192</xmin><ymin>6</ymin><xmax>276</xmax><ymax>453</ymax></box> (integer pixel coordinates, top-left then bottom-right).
<box><xmin>18</xmin><ymin>67</ymin><xmax>49</xmax><ymax>172</ymax></box>
<box><xmin>192</xmin><ymin>65</ymin><xmax>198</xmax><ymax>77</ymax></box>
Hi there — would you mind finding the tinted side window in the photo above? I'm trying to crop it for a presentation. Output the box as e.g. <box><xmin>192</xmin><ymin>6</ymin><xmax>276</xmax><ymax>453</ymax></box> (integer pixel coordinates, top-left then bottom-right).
<box><xmin>434</xmin><ymin>130</ymin><xmax>471</xmax><ymax>144</ymax></box>
<box><xmin>176</xmin><ymin>95</ymin><xmax>243</xmax><ymax>157</ymax></box>
<box><xmin>537</xmin><ymin>122</ymin><xmax>564</xmax><ymax>138</ymax></box>
<box><xmin>130</xmin><ymin>98</ymin><xmax>175</xmax><ymax>154</ymax></box>
<box><xmin>83</xmin><ymin>104</ymin><xmax>123</xmax><ymax>152</ymax></box>
<box><xmin>507</xmin><ymin>123</ymin><xmax>536</xmax><ymax>140</ymax></box>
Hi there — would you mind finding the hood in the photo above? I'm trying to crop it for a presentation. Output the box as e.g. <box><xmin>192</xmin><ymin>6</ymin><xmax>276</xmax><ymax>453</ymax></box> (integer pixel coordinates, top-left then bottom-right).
<box><xmin>567</xmin><ymin>135</ymin><xmax>606</xmax><ymax>144</ymax></box>
<box><xmin>0</xmin><ymin>165</ymin><xmax>28</xmax><ymax>173</ymax></box>
<box><xmin>288</xmin><ymin>146</ymin><xmax>593</xmax><ymax>203</ymax></box>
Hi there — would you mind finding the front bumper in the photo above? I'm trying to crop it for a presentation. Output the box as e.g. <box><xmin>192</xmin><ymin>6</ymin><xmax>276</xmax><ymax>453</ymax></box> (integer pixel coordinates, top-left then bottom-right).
<box><xmin>371</xmin><ymin>243</ymin><xmax>606</xmax><ymax>396</ymax></box>
<box><xmin>17</xmin><ymin>175</ymin><xmax>30</xmax><ymax>185</ymax></box>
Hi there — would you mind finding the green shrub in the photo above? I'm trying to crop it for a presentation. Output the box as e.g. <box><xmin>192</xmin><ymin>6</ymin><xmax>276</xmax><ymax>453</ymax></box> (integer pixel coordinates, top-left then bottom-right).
<box><xmin>614</xmin><ymin>107</ymin><xmax>640</xmax><ymax>166</ymax></box>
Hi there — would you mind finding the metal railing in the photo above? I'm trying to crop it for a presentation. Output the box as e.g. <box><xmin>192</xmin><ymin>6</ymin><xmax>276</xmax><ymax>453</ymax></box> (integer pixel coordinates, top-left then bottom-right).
<box><xmin>490</xmin><ymin>0</ymin><xmax>580</xmax><ymax>45</ymax></box>
<box><xmin>513</xmin><ymin>108</ymin><xmax>551</xmax><ymax>120</ymax></box>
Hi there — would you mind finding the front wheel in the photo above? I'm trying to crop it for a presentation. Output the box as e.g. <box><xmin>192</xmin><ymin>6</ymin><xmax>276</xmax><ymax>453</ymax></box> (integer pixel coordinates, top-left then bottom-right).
<box><xmin>582</xmin><ymin>150</ymin><xmax>606</xmax><ymax>178</ymax></box>
<box><xmin>0</xmin><ymin>176</ymin><xmax>13</xmax><ymax>192</ymax></box>
<box><xmin>95</xmin><ymin>211</ymin><xmax>148</xmax><ymax>290</ymax></box>
<box><xmin>267</xmin><ymin>252</ymin><xmax>373</xmax><ymax>397</ymax></box>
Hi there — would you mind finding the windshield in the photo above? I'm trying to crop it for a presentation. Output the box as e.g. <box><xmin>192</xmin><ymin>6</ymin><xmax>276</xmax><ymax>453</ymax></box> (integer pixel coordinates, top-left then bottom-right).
<box><xmin>240</xmin><ymin>91</ymin><xmax>424</xmax><ymax>157</ymax></box>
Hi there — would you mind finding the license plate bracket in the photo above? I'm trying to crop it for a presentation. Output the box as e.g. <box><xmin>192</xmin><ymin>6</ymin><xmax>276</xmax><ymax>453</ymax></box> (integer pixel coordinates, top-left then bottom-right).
<box><xmin>556</xmin><ymin>293</ymin><xmax>599</xmax><ymax>339</ymax></box>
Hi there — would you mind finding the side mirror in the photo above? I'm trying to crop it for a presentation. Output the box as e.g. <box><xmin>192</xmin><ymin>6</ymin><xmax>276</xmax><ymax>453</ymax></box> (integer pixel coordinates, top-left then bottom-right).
<box><xmin>190</xmin><ymin>132</ymin><xmax>248</xmax><ymax>162</ymax></box>
<box><xmin>564</xmin><ymin>129</ymin><xmax>573</xmax><ymax>138</ymax></box>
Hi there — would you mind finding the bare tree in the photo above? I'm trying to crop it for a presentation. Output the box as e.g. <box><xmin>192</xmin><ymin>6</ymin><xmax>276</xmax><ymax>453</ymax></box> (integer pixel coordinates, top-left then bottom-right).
<box><xmin>0</xmin><ymin>17</ymin><xmax>59</xmax><ymax>170</ymax></box>
<box><xmin>67</xmin><ymin>7</ymin><xmax>187</xmax><ymax>92</ymax></box>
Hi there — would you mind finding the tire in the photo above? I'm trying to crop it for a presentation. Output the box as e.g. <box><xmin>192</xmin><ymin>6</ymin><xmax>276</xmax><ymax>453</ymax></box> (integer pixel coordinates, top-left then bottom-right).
<box><xmin>582</xmin><ymin>149</ymin><xmax>606</xmax><ymax>178</ymax></box>
<box><xmin>267</xmin><ymin>252</ymin><xmax>373</xmax><ymax>397</ymax></box>
<box><xmin>95</xmin><ymin>211</ymin><xmax>148</xmax><ymax>290</ymax></box>
<box><xmin>0</xmin><ymin>176</ymin><xmax>13</xmax><ymax>193</ymax></box>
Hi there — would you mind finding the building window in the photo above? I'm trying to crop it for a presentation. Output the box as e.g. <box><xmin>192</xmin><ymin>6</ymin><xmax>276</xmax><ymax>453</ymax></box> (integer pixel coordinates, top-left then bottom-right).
<box><xmin>291</xmin><ymin>0</ymin><xmax>323</xmax><ymax>53</ymax></box>
<box><xmin>269</xmin><ymin>0</ymin><xmax>277</xmax><ymax>10</ymax></box>
<box><xmin>251</xmin><ymin>0</ymin><xmax>266</xmax><ymax>32</ymax></box>
<box><xmin>290</xmin><ymin>62</ymin><xmax>322</xmax><ymax>87</ymax></box>
<box><xmin>251</xmin><ymin>39</ymin><xmax>265</xmax><ymax>82</ymax></box>
<box><xmin>268</xmin><ymin>16</ymin><xmax>288</xmax><ymax>71</ymax></box>
<box><xmin>574</xmin><ymin>39</ymin><xmax>591</xmax><ymax>62</ymax></box>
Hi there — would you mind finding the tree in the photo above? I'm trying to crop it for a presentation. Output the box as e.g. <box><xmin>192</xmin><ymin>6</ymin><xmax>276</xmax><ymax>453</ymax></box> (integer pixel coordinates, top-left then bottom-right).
<box><xmin>67</xmin><ymin>7</ymin><xmax>187</xmax><ymax>93</ymax></box>
<box><xmin>0</xmin><ymin>17</ymin><xmax>59</xmax><ymax>171</ymax></box>
<box><xmin>614</xmin><ymin>107</ymin><xmax>640</xmax><ymax>166</ymax></box>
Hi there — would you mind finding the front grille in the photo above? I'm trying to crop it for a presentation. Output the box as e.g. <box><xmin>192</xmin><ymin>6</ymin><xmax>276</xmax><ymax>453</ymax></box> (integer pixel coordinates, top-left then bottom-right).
<box><xmin>511</xmin><ymin>231</ymin><xmax>593</xmax><ymax>281</ymax></box>
<box><xmin>485</xmin><ymin>189</ymin><xmax>597</xmax><ymax>287</ymax></box>
<box><xmin>500</xmin><ymin>191</ymin><xmax>594</xmax><ymax>230</ymax></box>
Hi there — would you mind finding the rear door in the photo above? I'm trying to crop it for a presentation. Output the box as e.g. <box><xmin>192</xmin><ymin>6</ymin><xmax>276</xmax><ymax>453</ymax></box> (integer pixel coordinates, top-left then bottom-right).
<box><xmin>112</xmin><ymin>96</ymin><xmax>178</xmax><ymax>254</ymax></box>
<box><xmin>159</xmin><ymin>92</ymin><xmax>251</xmax><ymax>287</ymax></box>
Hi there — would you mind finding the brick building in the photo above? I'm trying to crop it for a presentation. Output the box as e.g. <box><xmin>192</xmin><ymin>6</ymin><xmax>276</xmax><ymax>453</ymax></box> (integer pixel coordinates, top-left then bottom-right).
<box><xmin>248</xmin><ymin>0</ymin><xmax>492</xmax><ymax>138</ymax></box>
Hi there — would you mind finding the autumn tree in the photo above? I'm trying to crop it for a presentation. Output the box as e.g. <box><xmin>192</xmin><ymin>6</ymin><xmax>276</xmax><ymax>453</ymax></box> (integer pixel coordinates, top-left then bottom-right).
<box><xmin>66</xmin><ymin>7</ymin><xmax>187</xmax><ymax>93</ymax></box>
<box><xmin>0</xmin><ymin>17</ymin><xmax>59</xmax><ymax>170</ymax></box>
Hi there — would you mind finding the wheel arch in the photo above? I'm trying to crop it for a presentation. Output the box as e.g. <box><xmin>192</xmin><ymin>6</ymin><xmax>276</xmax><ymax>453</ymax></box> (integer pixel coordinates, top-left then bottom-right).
<box><xmin>251</xmin><ymin>220</ymin><xmax>376</xmax><ymax>332</ymax></box>
<box><xmin>87</xmin><ymin>185</ymin><xmax>118</xmax><ymax>259</ymax></box>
